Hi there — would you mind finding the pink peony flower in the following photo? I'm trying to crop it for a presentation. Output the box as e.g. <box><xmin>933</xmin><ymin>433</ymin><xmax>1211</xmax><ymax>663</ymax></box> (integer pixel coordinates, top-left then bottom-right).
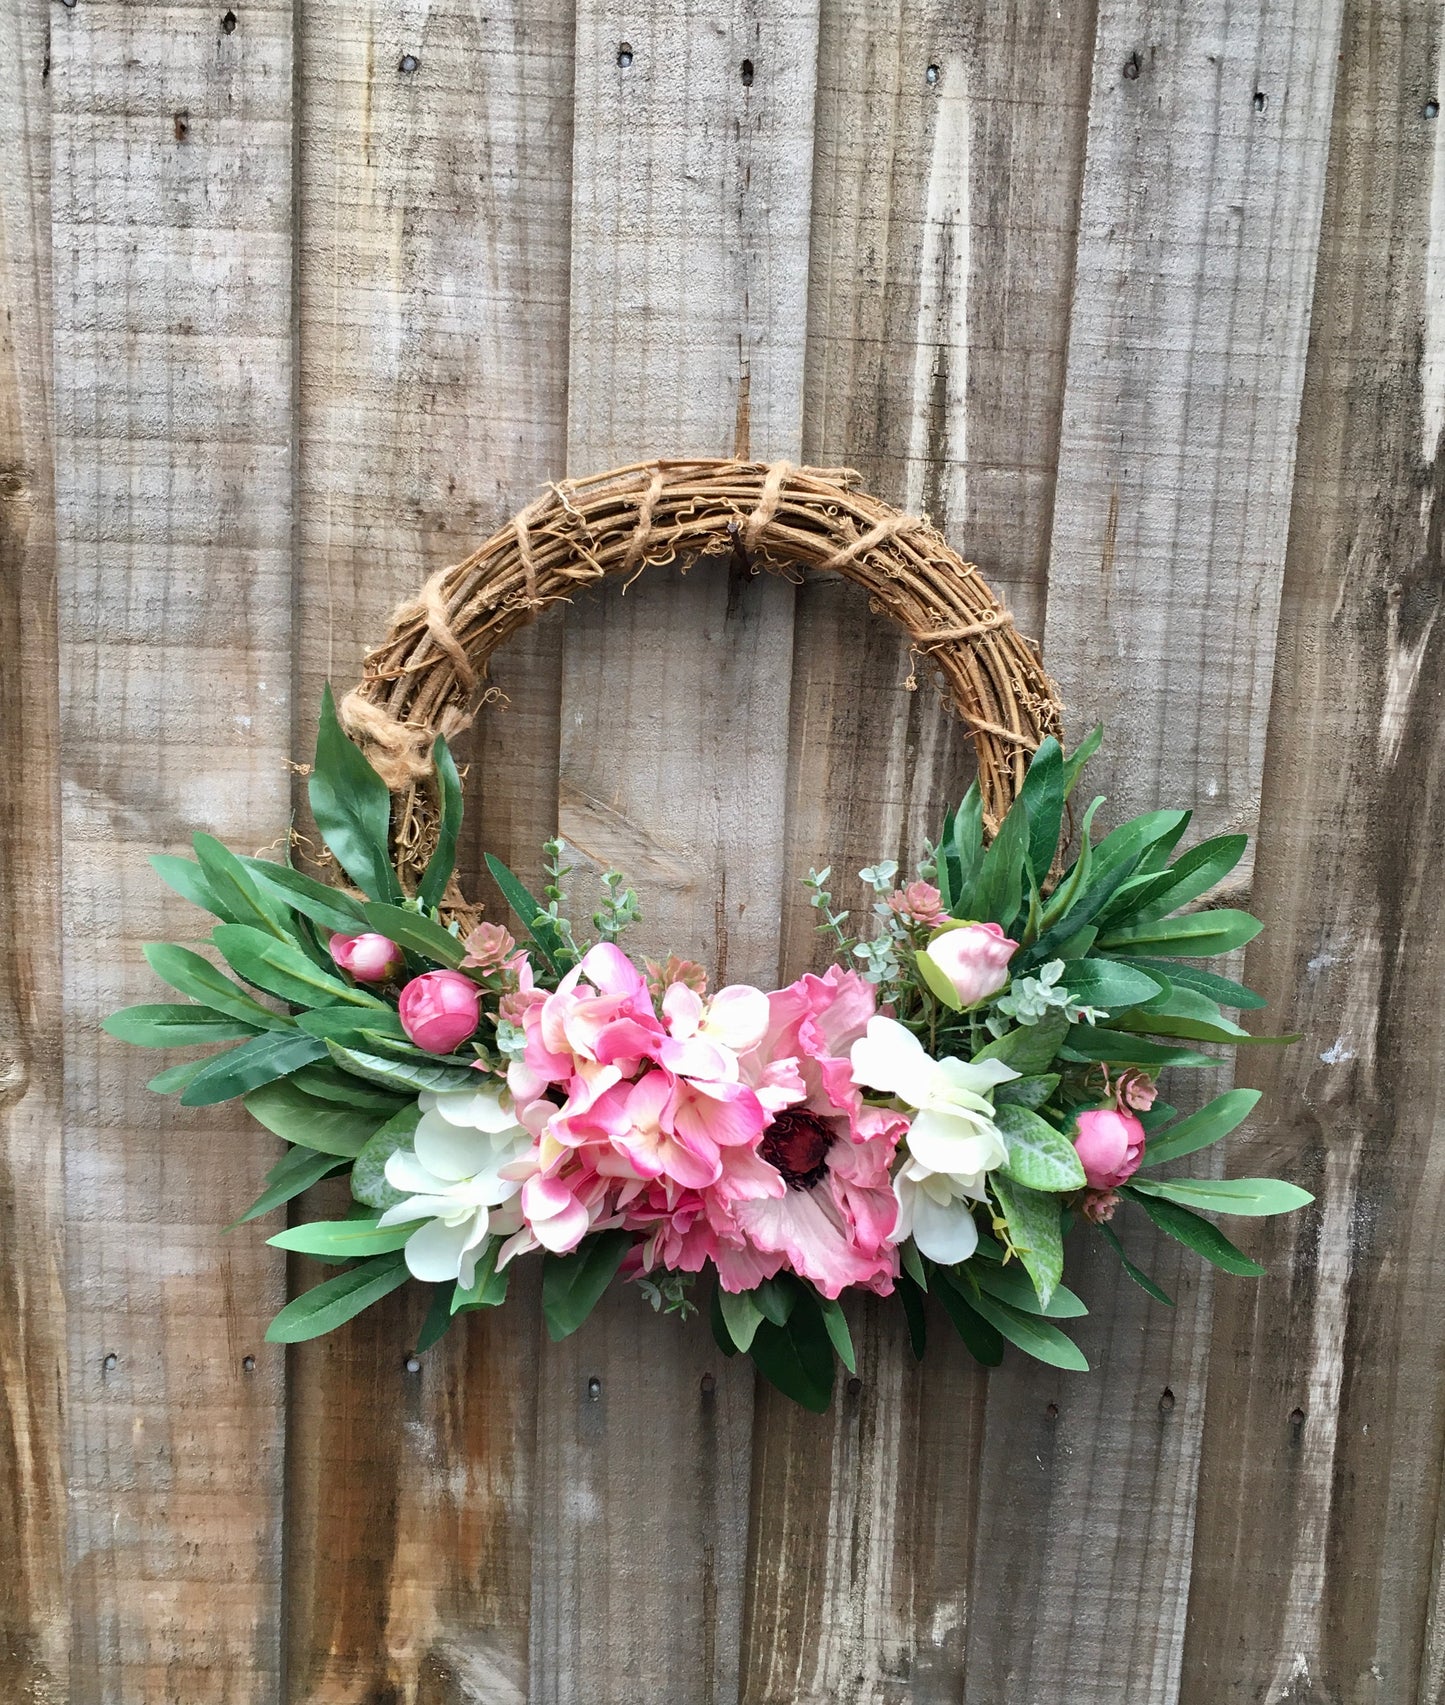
<box><xmin>922</xmin><ymin>921</ymin><xmax>1018</xmax><ymax>1006</ymax></box>
<box><xmin>461</xmin><ymin>921</ymin><xmax>517</xmax><ymax>972</ymax></box>
<box><xmin>887</xmin><ymin>880</ymin><xmax>948</xmax><ymax>928</ymax></box>
<box><xmin>1072</xmin><ymin>1107</ymin><xmax>1146</xmax><ymax>1190</ymax></box>
<box><xmin>329</xmin><ymin>931</ymin><xmax>404</xmax><ymax>983</ymax></box>
<box><xmin>399</xmin><ymin>968</ymin><xmax>482</xmax><ymax>1054</ymax></box>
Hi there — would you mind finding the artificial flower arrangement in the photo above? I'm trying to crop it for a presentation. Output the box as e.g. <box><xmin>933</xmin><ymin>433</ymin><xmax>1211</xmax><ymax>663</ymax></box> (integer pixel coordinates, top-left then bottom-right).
<box><xmin>106</xmin><ymin>688</ymin><xmax>1309</xmax><ymax>1411</ymax></box>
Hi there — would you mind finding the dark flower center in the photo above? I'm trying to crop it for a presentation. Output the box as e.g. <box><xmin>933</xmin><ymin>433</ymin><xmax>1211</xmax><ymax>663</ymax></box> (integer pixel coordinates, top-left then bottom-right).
<box><xmin>760</xmin><ymin>1109</ymin><xmax>834</xmax><ymax>1191</ymax></box>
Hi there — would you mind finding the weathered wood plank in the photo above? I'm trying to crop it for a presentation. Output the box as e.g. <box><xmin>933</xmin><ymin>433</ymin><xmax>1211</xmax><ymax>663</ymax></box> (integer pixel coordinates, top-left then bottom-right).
<box><xmin>51</xmin><ymin>0</ymin><xmax>296</xmax><ymax>1697</ymax></box>
<box><xmin>533</xmin><ymin>6</ymin><xmax>819</xmax><ymax>1700</ymax></box>
<box><xmin>0</xmin><ymin>1</ymin><xmax>66</xmax><ymax>1695</ymax></box>
<box><xmin>1180</xmin><ymin>6</ymin><xmax>1445</xmax><ymax>1698</ymax></box>
<box><xmin>962</xmin><ymin>5</ymin><xmax>1343</xmax><ymax>1701</ymax></box>
<box><xmin>747</xmin><ymin>3</ymin><xmax>1096</xmax><ymax>1699</ymax></box>
<box><xmin>285</xmin><ymin>6</ymin><xmax>575</xmax><ymax>1699</ymax></box>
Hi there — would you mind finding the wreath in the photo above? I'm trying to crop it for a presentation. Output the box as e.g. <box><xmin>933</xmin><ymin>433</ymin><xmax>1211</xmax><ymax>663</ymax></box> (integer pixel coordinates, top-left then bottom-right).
<box><xmin>106</xmin><ymin>461</ymin><xmax>1308</xmax><ymax>1410</ymax></box>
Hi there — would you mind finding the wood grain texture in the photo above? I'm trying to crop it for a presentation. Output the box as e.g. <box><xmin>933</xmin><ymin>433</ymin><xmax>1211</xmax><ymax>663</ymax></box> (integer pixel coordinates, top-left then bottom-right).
<box><xmin>533</xmin><ymin>5</ymin><xmax>819</xmax><ymax>1700</ymax></box>
<box><xmin>0</xmin><ymin>0</ymin><xmax>66</xmax><ymax>1695</ymax></box>
<box><xmin>50</xmin><ymin>0</ymin><xmax>296</xmax><ymax>1697</ymax></box>
<box><xmin>1180</xmin><ymin>6</ymin><xmax>1445</xmax><ymax>1699</ymax></box>
<box><xmin>962</xmin><ymin>5</ymin><xmax>1344</xmax><ymax>1701</ymax></box>
<box><xmin>286</xmin><ymin>4</ymin><xmax>576</xmax><ymax>1698</ymax></box>
<box><xmin>748</xmin><ymin>4</ymin><xmax>1095</xmax><ymax>1699</ymax></box>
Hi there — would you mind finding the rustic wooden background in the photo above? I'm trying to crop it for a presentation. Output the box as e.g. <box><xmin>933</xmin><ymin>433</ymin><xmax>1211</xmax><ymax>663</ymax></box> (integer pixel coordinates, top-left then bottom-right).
<box><xmin>4</xmin><ymin>0</ymin><xmax>1444</xmax><ymax>1699</ymax></box>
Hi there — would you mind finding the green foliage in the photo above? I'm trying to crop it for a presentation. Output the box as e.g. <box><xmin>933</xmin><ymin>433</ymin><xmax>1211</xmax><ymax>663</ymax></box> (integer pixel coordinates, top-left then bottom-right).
<box><xmin>242</xmin><ymin>858</ymin><xmax>371</xmax><ymax>936</ymax></box>
<box><xmin>1124</xmin><ymin>1189</ymin><xmax>1267</xmax><ymax>1276</ymax></box>
<box><xmin>178</xmin><ymin>1031</ymin><xmax>328</xmax><ymax>1106</ymax></box>
<box><xmin>211</xmin><ymin>924</ymin><xmax>378</xmax><ymax>1009</ymax></box>
<box><xmin>349</xmin><ymin>1104</ymin><xmax>422</xmax><ymax>1210</ymax></box>
<box><xmin>746</xmin><ymin>1282</ymin><xmax>837</xmax><ymax>1412</ymax></box>
<box><xmin>243</xmin><ymin>1078</ymin><xmax>388</xmax><ymax>1157</ymax></box>
<box><xmin>1128</xmin><ymin>1176</ymin><xmax>1313</xmax><ymax>1217</ymax></box>
<box><xmin>966</xmin><ymin>1284</ymin><xmax>1089</xmax><ymax>1371</ymax></box>
<box><xmin>264</xmin><ymin>1252</ymin><xmax>411</xmax><ymax>1343</ymax></box>
<box><xmin>357</xmin><ymin>900</ymin><xmax>466</xmax><ymax>968</ymax></box>
<box><xmin>193</xmin><ymin>833</ymin><xmax>293</xmax><ymax>939</ymax></box>
<box><xmin>973</xmin><ymin>1260</ymin><xmax>1087</xmax><ymax>1319</ymax></box>
<box><xmin>142</xmin><ymin>943</ymin><xmax>292</xmax><ymax>1029</ymax></box>
<box><xmin>1096</xmin><ymin>1222</ymin><xmax>1174</xmax><ymax>1305</ymax></box>
<box><xmin>324</xmin><ymin>1041</ymin><xmax>478</xmax><ymax>1094</ymax></box>
<box><xmin>453</xmin><ymin>1239</ymin><xmax>510</xmax><ymax>1313</ymax></box>
<box><xmin>485</xmin><ymin>853</ymin><xmax>573</xmax><ymax>973</ymax></box>
<box><xmin>268</xmin><ymin>1216</ymin><xmax>419</xmax><ymax>1260</ymax></box>
<box><xmin>417</xmin><ymin>736</ymin><xmax>464</xmax><ymax>912</ymax></box>
<box><xmin>103</xmin><ymin>1003</ymin><xmax>262</xmax><ymax>1048</ymax></box>
<box><xmin>989</xmin><ymin>1174</ymin><xmax>1066</xmax><ymax>1306</ymax></box>
<box><xmin>232</xmin><ymin>1146</ymin><xmax>346</xmax><ymax>1226</ymax></box>
<box><xmin>995</xmin><ymin>1103</ymin><xmax>1087</xmax><ymax>1193</ymax></box>
<box><xmin>931</xmin><ymin>1268</ymin><xmax>1005</xmax><ymax>1365</ymax></box>
<box><xmin>1140</xmin><ymin>1089</ymin><xmax>1262</xmax><ymax>1167</ymax></box>
<box><xmin>716</xmin><ymin>1285</ymin><xmax>766</xmax><ymax>1353</ymax></box>
<box><xmin>541</xmin><ymin>1230</ymin><xmax>633</xmax><ymax>1341</ymax></box>
<box><xmin>309</xmin><ymin>683</ymin><xmax>400</xmax><ymax>903</ymax></box>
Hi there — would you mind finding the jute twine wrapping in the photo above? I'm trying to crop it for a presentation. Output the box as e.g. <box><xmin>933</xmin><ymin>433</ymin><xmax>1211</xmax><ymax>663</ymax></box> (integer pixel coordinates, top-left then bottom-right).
<box><xmin>340</xmin><ymin>459</ymin><xmax>1063</xmax><ymax>900</ymax></box>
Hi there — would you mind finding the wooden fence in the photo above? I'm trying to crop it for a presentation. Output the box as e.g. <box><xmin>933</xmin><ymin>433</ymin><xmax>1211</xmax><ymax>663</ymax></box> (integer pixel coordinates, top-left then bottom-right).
<box><xmin>3</xmin><ymin>0</ymin><xmax>1443</xmax><ymax>1699</ymax></box>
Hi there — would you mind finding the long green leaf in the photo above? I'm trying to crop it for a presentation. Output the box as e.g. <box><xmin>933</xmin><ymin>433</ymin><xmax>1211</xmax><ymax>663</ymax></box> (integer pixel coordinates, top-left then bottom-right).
<box><xmin>242</xmin><ymin>858</ymin><xmax>371</xmax><ymax>936</ymax></box>
<box><xmin>965</xmin><ymin>1286</ymin><xmax>1089</xmax><ymax>1371</ymax></box>
<box><xmin>973</xmin><ymin>1261</ymin><xmax>1088</xmax><ymax>1319</ymax></box>
<box><xmin>1097</xmin><ymin>1221</ymin><xmax>1175</xmax><ymax>1305</ymax></box>
<box><xmin>289</xmin><ymin>1062</ymin><xmax>409</xmax><ymax>1111</ymax></box>
<box><xmin>418</xmin><ymin>736</ymin><xmax>464</xmax><ymax>912</ymax></box>
<box><xmin>1097</xmin><ymin>908</ymin><xmax>1263</xmax><ymax>958</ymax></box>
<box><xmin>1036</xmin><ymin>795</ymin><xmax>1103</xmax><ymax>933</ymax></box>
<box><xmin>932</xmin><ymin>1270</ymin><xmax>1005</xmax><ymax>1364</ymax></box>
<box><xmin>325</xmin><ymin>1041</ymin><xmax>479</xmax><ymax>1094</ymax></box>
<box><xmin>147</xmin><ymin>1058</ymin><xmax>214</xmax><ymax>1095</ymax></box>
<box><xmin>103</xmin><ymin>1003</ymin><xmax>262</xmax><ymax>1047</ymax></box>
<box><xmin>295</xmin><ymin>1005</ymin><xmax>410</xmax><ymax>1046</ymax></box>
<box><xmin>1142</xmin><ymin>1088</ymin><xmax>1262</xmax><ymax>1167</ymax></box>
<box><xmin>1128</xmin><ymin>1176</ymin><xmax>1313</xmax><ymax>1217</ymax></box>
<box><xmin>1063</xmin><ymin>1028</ymin><xmax>1216</xmax><ymax>1069</ymax></box>
<box><xmin>815</xmin><ymin>1294</ymin><xmax>857</xmax><ymax>1374</ymax></box>
<box><xmin>716</xmin><ymin>1285</ymin><xmax>766</xmax><ymax>1353</ymax></box>
<box><xmin>972</xmin><ymin>1009</ymin><xmax>1070</xmax><ymax>1075</ymax></box>
<box><xmin>143</xmin><ymin>943</ymin><xmax>292</xmax><ymax>1029</ymax></box>
<box><xmin>1125</xmin><ymin>1189</ymin><xmax>1266</xmax><ymax>1276</ymax></box>
<box><xmin>1108</xmin><ymin>956</ymin><xmax>1268</xmax><ymax>1011</ymax></box>
<box><xmin>1018</xmin><ymin>737</ymin><xmax>1065</xmax><ymax>884</ymax></box>
<box><xmin>484</xmin><ymin>854</ymin><xmax>567</xmax><ymax>971</ymax></box>
<box><xmin>194</xmin><ymin>832</ymin><xmax>293</xmax><ymax>938</ymax></box>
<box><xmin>211</xmin><ymin>923</ymin><xmax>379</xmax><ymax>1010</ymax></box>
<box><xmin>359</xmin><ymin>900</ymin><xmax>467</xmax><ymax>968</ymax></box>
<box><xmin>747</xmin><ymin>1288</ymin><xmax>836</xmax><ymax>1412</ymax></box>
<box><xmin>350</xmin><ymin>1104</ymin><xmax>423</xmax><ymax>1209</ymax></box>
<box><xmin>264</xmin><ymin>1252</ymin><xmax>411</xmax><ymax>1343</ymax></box>
<box><xmin>988</xmin><ymin>1174</ymin><xmax>1065</xmax><ymax>1307</ymax></box>
<box><xmin>969</xmin><ymin>792</ymin><xmax>1029</xmax><ymax>932</ymax></box>
<box><xmin>1061</xmin><ymin>724</ymin><xmax>1103</xmax><ymax>798</ymax></box>
<box><xmin>151</xmin><ymin>853</ymin><xmax>241</xmax><ymax>923</ymax></box>
<box><xmin>178</xmin><ymin>1031</ymin><xmax>328</xmax><ymax>1106</ymax></box>
<box><xmin>268</xmin><ymin>1217</ymin><xmax>420</xmax><ymax>1259</ymax></box>
<box><xmin>541</xmin><ymin>1230</ymin><xmax>634</xmax><ymax>1341</ymax></box>
<box><xmin>995</xmin><ymin>1103</ymin><xmax>1087</xmax><ymax>1192</ymax></box>
<box><xmin>897</xmin><ymin>1272</ymin><xmax>928</xmax><ymax>1360</ymax></box>
<box><xmin>1054</xmin><ymin>958</ymin><xmax>1169</xmax><ymax>1012</ymax></box>
<box><xmin>232</xmin><ymin>1146</ymin><xmax>345</xmax><ymax>1226</ymax></box>
<box><xmin>452</xmin><ymin>1238</ymin><xmax>510</xmax><ymax>1312</ymax></box>
<box><xmin>243</xmin><ymin>1078</ymin><xmax>387</xmax><ymax>1157</ymax></box>
<box><xmin>1101</xmin><ymin>832</ymin><xmax>1248</xmax><ymax>929</ymax></box>
<box><xmin>309</xmin><ymin>683</ymin><xmax>400</xmax><ymax>902</ymax></box>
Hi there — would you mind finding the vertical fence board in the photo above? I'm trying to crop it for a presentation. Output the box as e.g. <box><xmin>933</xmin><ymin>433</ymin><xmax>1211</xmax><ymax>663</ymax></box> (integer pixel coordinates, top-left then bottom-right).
<box><xmin>285</xmin><ymin>6</ymin><xmax>575</xmax><ymax>1699</ymax></box>
<box><xmin>1181</xmin><ymin>6</ymin><xmax>1445</xmax><ymax>1699</ymax></box>
<box><xmin>531</xmin><ymin>6</ymin><xmax>818</xmax><ymax>1701</ymax></box>
<box><xmin>962</xmin><ymin>3</ymin><xmax>1342</xmax><ymax>1701</ymax></box>
<box><xmin>744</xmin><ymin>4</ymin><xmax>1096</xmax><ymax>1700</ymax></box>
<box><xmin>51</xmin><ymin>1</ymin><xmax>296</xmax><ymax>1697</ymax></box>
<box><xmin>0</xmin><ymin>0</ymin><xmax>65</xmax><ymax>1695</ymax></box>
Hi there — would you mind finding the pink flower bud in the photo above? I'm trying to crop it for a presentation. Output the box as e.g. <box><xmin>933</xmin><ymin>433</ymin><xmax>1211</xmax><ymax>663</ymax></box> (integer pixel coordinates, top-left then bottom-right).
<box><xmin>887</xmin><ymin>880</ymin><xmax>947</xmax><ymax>928</ymax></box>
<box><xmin>1071</xmin><ymin>1107</ymin><xmax>1146</xmax><ymax>1190</ymax></box>
<box><xmin>329</xmin><ymin>931</ymin><xmax>404</xmax><ymax>984</ymax></box>
<box><xmin>922</xmin><ymin>921</ymin><xmax>1018</xmax><ymax>1006</ymax></box>
<box><xmin>398</xmin><ymin>969</ymin><xmax>481</xmax><ymax>1054</ymax></box>
<box><xmin>461</xmin><ymin>921</ymin><xmax>517</xmax><ymax>973</ymax></box>
<box><xmin>1116</xmin><ymin>1069</ymin><xmax>1158</xmax><ymax>1112</ymax></box>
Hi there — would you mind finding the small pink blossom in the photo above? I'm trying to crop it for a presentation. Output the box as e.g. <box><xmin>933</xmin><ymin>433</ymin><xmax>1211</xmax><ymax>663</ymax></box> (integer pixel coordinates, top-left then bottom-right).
<box><xmin>1080</xmin><ymin>1188</ymin><xmax>1121</xmax><ymax>1223</ymax></box>
<box><xmin>1116</xmin><ymin>1069</ymin><xmax>1158</xmax><ymax>1112</ymax></box>
<box><xmin>329</xmin><ymin>931</ymin><xmax>404</xmax><ymax>983</ymax></box>
<box><xmin>887</xmin><ymin>880</ymin><xmax>948</xmax><ymax>928</ymax></box>
<box><xmin>1072</xmin><ymin>1107</ymin><xmax>1146</xmax><ymax>1190</ymax></box>
<box><xmin>461</xmin><ymin>921</ymin><xmax>517</xmax><ymax>972</ymax></box>
<box><xmin>399</xmin><ymin>969</ymin><xmax>481</xmax><ymax>1054</ymax></box>
<box><xmin>922</xmin><ymin>921</ymin><xmax>1018</xmax><ymax>1006</ymax></box>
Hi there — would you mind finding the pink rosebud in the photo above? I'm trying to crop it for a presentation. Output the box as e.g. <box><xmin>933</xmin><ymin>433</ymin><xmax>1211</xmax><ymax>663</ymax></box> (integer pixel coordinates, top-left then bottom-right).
<box><xmin>1072</xmin><ymin>1107</ymin><xmax>1146</xmax><ymax>1191</ymax></box>
<box><xmin>922</xmin><ymin>921</ymin><xmax>1018</xmax><ymax>1006</ymax></box>
<box><xmin>329</xmin><ymin>931</ymin><xmax>404</xmax><ymax>984</ymax></box>
<box><xmin>888</xmin><ymin>880</ymin><xmax>948</xmax><ymax>928</ymax></box>
<box><xmin>399</xmin><ymin>969</ymin><xmax>481</xmax><ymax>1054</ymax></box>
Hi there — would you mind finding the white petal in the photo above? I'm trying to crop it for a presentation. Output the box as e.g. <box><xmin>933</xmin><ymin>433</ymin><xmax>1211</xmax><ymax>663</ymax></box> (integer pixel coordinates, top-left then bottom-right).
<box><xmin>850</xmin><ymin>1016</ymin><xmax>936</xmax><ymax>1106</ymax></box>
<box><xmin>455</xmin><ymin>1221</ymin><xmax>493</xmax><ymax>1289</ymax></box>
<box><xmin>910</xmin><ymin>1188</ymin><xmax>981</xmax><ymax>1264</ymax></box>
<box><xmin>425</xmin><ymin>1083</ymin><xmax>518</xmax><ymax>1133</ymax></box>
<box><xmin>888</xmin><ymin>1175</ymin><xmax>917</xmax><ymax>1244</ymax></box>
<box><xmin>379</xmin><ymin>1192</ymin><xmax>457</xmax><ymax>1226</ymax></box>
<box><xmin>906</xmin><ymin>1109</ymin><xmax>1008</xmax><ymax>1177</ymax></box>
<box><xmin>703</xmin><ymin>985</ymin><xmax>770</xmax><ymax>1053</ymax></box>
<box><xmin>414</xmin><ymin>1108</ymin><xmax>511</xmax><ymax>1182</ymax></box>
<box><xmin>402</xmin><ymin>1213</ymin><xmax>482</xmax><ymax>1282</ymax></box>
<box><xmin>384</xmin><ymin>1150</ymin><xmax>451</xmax><ymax>1195</ymax></box>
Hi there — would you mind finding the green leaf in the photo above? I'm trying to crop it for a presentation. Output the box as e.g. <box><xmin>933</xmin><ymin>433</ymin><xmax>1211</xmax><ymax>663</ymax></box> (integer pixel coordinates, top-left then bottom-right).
<box><xmin>1128</xmin><ymin>1176</ymin><xmax>1313</xmax><ymax>1217</ymax></box>
<box><xmin>268</xmin><ymin>1216</ymin><xmax>418</xmax><ymax>1259</ymax></box>
<box><xmin>264</xmin><ymin>1251</ymin><xmax>411</xmax><ymax>1343</ymax></box>
<box><xmin>484</xmin><ymin>854</ymin><xmax>570</xmax><ymax>971</ymax></box>
<box><xmin>232</xmin><ymin>1146</ymin><xmax>346</xmax><ymax>1226</ymax></box>
<box><xmin>1109</xmin><ymin>957</ymin><xmax>1268</xmax><ymax>1011</ymax></box>
<box><xmin>1036</xmin><ymin>795</ymin><xmax>1103</xmax><ymax>934</ymax></box>
<box><xmin>290</xmin><ymin>1062</ymin><xmax>410</xmax><ymax>1111</ymax></box>
<box><xmin>993</xmin><ymin>1072</ymin><xmax>1061</xmax><ymax>1111</ymax></box>
<box><xmin>1063</xmin><ymin>1027</ymin><xmax>1216</xmax><ymax>1069</ymax></box>
<box><xmin>989</xmin><ymin>1174</ymin><xmax>1065</xmax><ymax>1306</ymax></box>
<box><xmin>1125</xmin><ymin>1189</ymin><xmax>1267</xmax><ymax>1276</ymax></box>
<box><xmin>350</xmin><ymin>1104</ymin><xmax>423</xmax><ymax>1209</ymax></box>
<box><xmin>241</xmin><ymin>858</ymin><xmax>371</xmax><ymax>937</ymax></box>
<box><xmin>415</xmin><ymin>1286</ymin><xmax>457</xmax><ymax>1353</ymax></box>
<box><xmin>995</xmin><ymin>1103</ymin><xmax>1087</xmax><ymax>1192</ymax></box>
<box><xmin>710</xmin><ymin>1284</ymin><xmax>739</xmax><ymax>1358</ymax></box>
<box><xmin>325</xmin><ymin>1041</ymin><xmax>479</xmax><ymax>1094</ymax></box>
<box><xmin>147</xmin><ymin>1058</ymin><xmax>214</xmax><ymax>1095</ymax></box>
<box><xmin>899</xmin><ymin>1237</ymin><xmax>928</xmax><ymax>1290</ymax></box>
<box><xmin>973</xmin><ymin>1261</ymin><xmax>1088</xmax><ymax>1319</ymax></box>
<box><xmin>295</xmin><ymin>1005</ymin><xmax>411</xmax><ymax>1046</ymax></box>
<box><xmin>243</xmin><ymin>1078</ymin><xmax>386</xmax><ymax>1157</ymax></box>
<box><xmin>939</xmin><ymin>783</ymin><xmax>985</xmax><ymax>917</ymax></box>
<box><xmin>1032</xmin><ymin>809</ymin><xmax>1191</xmax><ymax>960</ymax></box>
<box><xmin>816</xmin><ymin>1294</ymin><xmax>856</xmax><ymax>1374</ymax></box>
<box><xmin>178</xmin><ymin>1031</ymin><xmax>328</xmax><ymax>1106</ymax></box>
<box><xmin>914</xmin><ymin>945</ymin><xmax>963</xmax><ymax>1011</ymax></box>
<box><xmin>966</xmin><ymin>1287</ymin><xmax>1089</xmax><ymax>1370</ymax></box>
<box><xmin>969</xmin><ymin>792</ymin><xmax>1029</xmax><ymax>932</ymax></box>
<box><xmin>1061</xmin><ymin>724</ymin><xmax>1103</xmax><ymax>798</ymax></box>
<box><xmin>748</xmin><ymin>1288</ymin><xmax>836</xmax><ymax>1412</ymax></box>
<box><xmin>193</xmin><ymin>832</ymin><xmax>293</xmax><ymax>939</ymax></box>
<box><xmin>716</xmin><ymin>1286</ymin><xmax>766</xmax><ymax>1353</ymax></box>
<box><xmin>1101</xmin><ymin>833</ymin><xmax>1248</xmax><ymax>929</ymax></box>
<box><xmin>143</xmin><ymin>943</ymin><xmax>293</xmax><ymax>1029</ymax></box>
<box><xmin>931</xmin><ymin>1269</ymin><xmax>1005</xmax><ymax>1364</ymax></box>
<box><xmin>897</xmin><ymin>1272</ymin><xmax>927</xmax><ymax>1360</ymax></box>
<box><xmin>1113</xmin><ymin>982</ymin><xmax>1252</xmax><ymax>1043</ymax></box>
<box><xmin>452</xmin><ymin>1238</ymin><xmax>510</xmax><ymax>1312</ymax></box>
<box><xmin>972</xmin><ymin>1009</ymin><xmax>1070</xmax><ymax>1075</ymax></box>
<box><xmin>1018</xmin><ymin>737</ymin><xmax>1066</xmax><ymax>883</ymax></box>
<box><xmin>418</xmin><ymin>736</ymin><xmax>464</xmax><ymax>913</ymax></box>
<box><xmin>1097</xmin><ymin>1222</ymin><xmax>1174</xmax><ymax>1305</ymax></box>
<box><xmin>541</xmin><ymin>1230</ymin><xmax>633</xmax><ymax>1341</ymax></box>
<box><xmin>211</xmin><ymin>923</ymin><xmax>380</xmax><ymax>1010</ymax></box>
<box><xmin>103</xmin><ymin>1003</ymin><xmax>262</xmax><ymax>1048</ymax></box>
<box><xmin>310</xmin><ymin>683</ymin><xmax>400</xmax><ymax>903</ymax></box>
<box><xmin>1054</xmin><ymin>958</ymin><xmax>1170</xmax><ymax>1012</ymax></box>
<box><xmin>1142</xmin><ymin>1089</ymin><xmax>1263</xmax><ymax>1167</ymax></box>
<box><xmin>753</xmin><ymin>1276</ymin><xmax>796</xmax><ymax>1326</ymax></box>
<box><xmin>358</xmin><ymin>900</ymin><xmax>466</xmax><ymax>968</ymax></box>
<box><xmin>151</xmin><ymin>853</ymin><xmax>241</xmax><ymax>923</ymax></box>
<box><xmin>1097</xmin><ymin>908</ymin><xmax>1263</xmax><ymax>959</ymax></box>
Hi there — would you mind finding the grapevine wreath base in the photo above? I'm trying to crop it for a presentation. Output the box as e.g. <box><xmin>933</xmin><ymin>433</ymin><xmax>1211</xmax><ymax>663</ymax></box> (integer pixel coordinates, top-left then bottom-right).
<box><xmin>107</xmin><ymin>461</ymin><xmax>1308</xmax><ymax>1410</ymax></box>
